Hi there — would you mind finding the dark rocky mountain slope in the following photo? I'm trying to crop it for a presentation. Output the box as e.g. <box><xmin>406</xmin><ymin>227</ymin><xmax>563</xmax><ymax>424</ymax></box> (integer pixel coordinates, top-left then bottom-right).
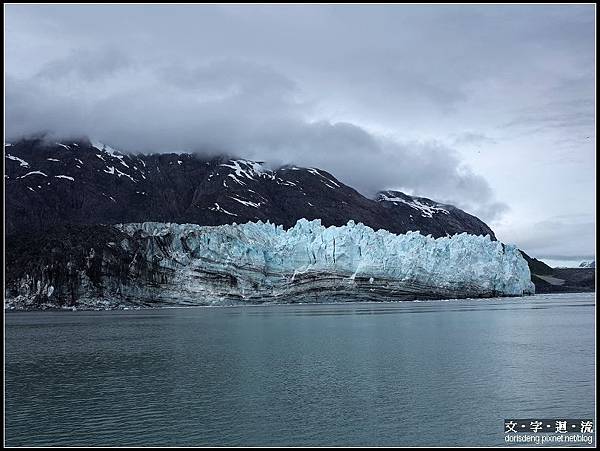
<box><xmin>5</xmin><ymin>138</ymin><xmax>495</xmax><ymax>238</ymax></box>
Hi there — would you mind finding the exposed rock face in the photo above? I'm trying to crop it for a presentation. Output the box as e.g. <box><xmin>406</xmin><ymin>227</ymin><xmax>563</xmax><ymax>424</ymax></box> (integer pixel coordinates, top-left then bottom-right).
<box><xmin>5</xmin><ymin>225</ymin><xmax>140</xmax><ymax>310</ymax></box>
<box><xmin>5</xmin><ymin>220</ymin><xmax>534</xmax><ymax>310</ymax></box>
<box><xmin>5</xmin><ymin>138</ymin><xmax>495</xmax><ymax>239</ymax></box>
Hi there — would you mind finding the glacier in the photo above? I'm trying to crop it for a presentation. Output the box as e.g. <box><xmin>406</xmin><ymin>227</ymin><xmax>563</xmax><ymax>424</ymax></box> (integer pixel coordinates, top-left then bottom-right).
<box><xmin>113</xmin><ymin>219</ymin><xmax>534</xmax><ymax>306</ymax></box>
<box><xmin>5</xmin><ymin>219</ymin><xmax>534</xmax><ymax>309</ymax></box>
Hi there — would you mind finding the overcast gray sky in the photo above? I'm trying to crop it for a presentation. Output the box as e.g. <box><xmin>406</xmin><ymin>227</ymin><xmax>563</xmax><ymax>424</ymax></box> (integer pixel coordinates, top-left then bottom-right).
<box><xmin>5</xmin><ymin>4</ymin><xmax>596</xmax><ymax>264</ymax></box>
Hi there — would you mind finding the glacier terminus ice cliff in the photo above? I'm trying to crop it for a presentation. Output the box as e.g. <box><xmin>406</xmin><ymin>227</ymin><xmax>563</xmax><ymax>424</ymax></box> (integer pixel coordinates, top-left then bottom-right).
<box><xmin>6</xmin><ymin>219</ymin><xmax>534</xmax><ymax>309</ymax></box>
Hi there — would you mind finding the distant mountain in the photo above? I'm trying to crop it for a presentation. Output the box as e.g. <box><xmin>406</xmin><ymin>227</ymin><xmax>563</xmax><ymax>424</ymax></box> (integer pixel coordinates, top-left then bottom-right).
<box><xmin>4</xmin><ymin>138</ymin><xmax>495</xmax><ymax>239</ymax></box>
<box><xmin>579</xmin><ymin>261</ymin><xmax>595</xmax><ymax>268</ymax></box>
<box><xmin>520</xmin><ymin>251</ymin><xmax>595</xmax><ymax>293</ymax></box>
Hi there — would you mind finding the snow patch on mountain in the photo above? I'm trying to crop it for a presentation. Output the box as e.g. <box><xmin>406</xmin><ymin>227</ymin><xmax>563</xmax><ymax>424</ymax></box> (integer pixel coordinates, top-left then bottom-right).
<box><xmin>92</xmin><ymin>140</ymin><xmax>130</xmax><ymax>168</ymax></box>
<box><xmin>103</xmin><ymin>166</ymin><xmax>137</xmax><ymax>182</ymax></box>
<box><xmin>220</xmin><ymin>159</ymin><xmax>270</xmax><ymax>180</ymax></box>
<box><xmin>307</xmin><ymin>168</ymin><xmax>341</xmax><ymax>188</ymax></box>
<box><xmin>229</xmin><ymin>195</ymin><xmax>262</xmax><ymax>208</ymax></box>
<box><xmin>6</xmin><ymin>154</ymin><xmax>30</xmax><ymax>167</ymax></box>
<box><xmin>377</xmin><ymin>191</ymin><xmax>450</xmax><ymax>218</ymax></box>
<box><xmin>19</xmin><ymin>171</ymin><xmax>47</xmax><ymax>178</ymax></box>
<box><xmin>209</xmin><ymin>203</ymin><xmax>238</xmax><ymax>216</ymax></box>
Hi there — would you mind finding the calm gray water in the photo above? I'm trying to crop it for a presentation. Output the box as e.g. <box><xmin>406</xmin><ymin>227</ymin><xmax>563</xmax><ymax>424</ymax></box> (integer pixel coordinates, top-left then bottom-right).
<box><xmin>5</xmin><ymin>293</ymin><xmax>596</xmax><ymax>446</ymax></box>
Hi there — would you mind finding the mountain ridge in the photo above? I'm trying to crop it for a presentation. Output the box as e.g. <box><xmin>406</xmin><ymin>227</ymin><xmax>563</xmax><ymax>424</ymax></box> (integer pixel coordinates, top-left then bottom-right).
<box><xmin>5</xmin><ymin>137</ymin><xmax>495</xmax><ymax>239</ymax></box>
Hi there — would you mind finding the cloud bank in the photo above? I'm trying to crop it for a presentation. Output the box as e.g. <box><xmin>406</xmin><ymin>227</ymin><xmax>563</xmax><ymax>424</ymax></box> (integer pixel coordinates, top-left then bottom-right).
<box><xmin>5</xmin><ymin>5</ymin><xmax>595</xmax><ymax>232</ymax></box>
<box><xmin>6</xmin><ymin>53</ymin><xmax>507</xmax><ymax>219</ymax></box>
